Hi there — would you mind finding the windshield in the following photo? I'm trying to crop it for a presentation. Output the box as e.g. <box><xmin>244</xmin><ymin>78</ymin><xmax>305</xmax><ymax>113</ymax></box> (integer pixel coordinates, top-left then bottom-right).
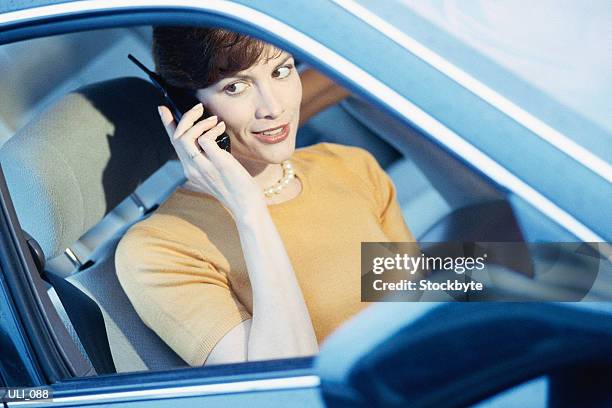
<box><xmin>352</xmin><ymin>0</ymin><xmax>612</xmax><ymax>161</ymax></box>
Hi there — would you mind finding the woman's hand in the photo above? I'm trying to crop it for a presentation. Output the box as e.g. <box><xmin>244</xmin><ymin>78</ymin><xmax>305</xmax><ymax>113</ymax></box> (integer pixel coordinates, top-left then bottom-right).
<box><xmin>158</xmin><ymin>103</ymin><xmax>266</xmax><ymax>216</ymax></box>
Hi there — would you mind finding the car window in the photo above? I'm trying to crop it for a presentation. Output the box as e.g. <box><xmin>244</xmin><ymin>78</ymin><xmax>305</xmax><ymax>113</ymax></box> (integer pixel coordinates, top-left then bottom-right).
<box><xmin>0</xmin><ymin>22</ymin><xmax>513</xmax><ymax>377</ymax></box>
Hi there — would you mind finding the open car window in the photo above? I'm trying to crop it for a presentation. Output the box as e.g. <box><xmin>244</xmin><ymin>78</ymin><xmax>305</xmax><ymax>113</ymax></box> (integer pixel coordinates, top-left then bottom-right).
<box><xmin>0</xmin><ymin>24</ymin><xmax>518</xmax><ymax>377</ymax></box>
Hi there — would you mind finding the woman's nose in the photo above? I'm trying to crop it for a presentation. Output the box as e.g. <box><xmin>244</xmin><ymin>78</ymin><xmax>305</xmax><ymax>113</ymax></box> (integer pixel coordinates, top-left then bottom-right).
<box><xmin>255</xmin><ymin>85</ymin><xmax>284</xmax><ymax>120</ymax></box>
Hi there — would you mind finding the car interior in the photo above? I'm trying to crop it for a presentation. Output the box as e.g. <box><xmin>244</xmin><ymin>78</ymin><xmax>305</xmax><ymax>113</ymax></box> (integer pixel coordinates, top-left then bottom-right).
<box><xmin>0</xmin><ymin>25</ymin><xmax>609</xmax><ymax>378</ymax></box>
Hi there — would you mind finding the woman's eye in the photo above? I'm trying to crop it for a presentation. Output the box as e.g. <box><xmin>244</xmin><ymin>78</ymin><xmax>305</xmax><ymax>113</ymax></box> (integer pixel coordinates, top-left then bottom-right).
<box><xmin>273</xmin><ymin>65</ymin><xmax>293</xmax><ymax>79</ymax></box>
<box><xmin>224</xmin><ymin>82</ymin><xmax>248</xmax><ymax>95</ymax></box>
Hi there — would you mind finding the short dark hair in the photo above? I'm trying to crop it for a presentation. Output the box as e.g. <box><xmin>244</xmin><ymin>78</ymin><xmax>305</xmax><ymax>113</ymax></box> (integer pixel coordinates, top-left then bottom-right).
<box><xmin>152</xmin><ymin>26</ymin><xmax>282</xmax><ymax>89</ymax></box>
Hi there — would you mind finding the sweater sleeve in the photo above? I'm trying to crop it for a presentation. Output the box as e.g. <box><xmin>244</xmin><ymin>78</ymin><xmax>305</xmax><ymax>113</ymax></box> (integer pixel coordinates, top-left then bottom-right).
<box><xmin>115</xmin><ymin>225</ymin><xmax>251</xmax><ymax>367</ymax></box>
<box><xmin>317</xmin><ymin>143</ymin><xmax>416</xmax><ymax>242</ymax></box>
<box><xmin>358</xmin><ymin>148</ymin><xmax>416</xmax><ymax>242</ymax></box>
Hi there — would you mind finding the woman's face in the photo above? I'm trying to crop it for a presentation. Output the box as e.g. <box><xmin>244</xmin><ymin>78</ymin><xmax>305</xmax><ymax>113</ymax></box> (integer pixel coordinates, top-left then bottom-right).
<box><xmin>196</xmin><ymin>47</ymin><xmax>302</xmax><ymax>165</ymax></box>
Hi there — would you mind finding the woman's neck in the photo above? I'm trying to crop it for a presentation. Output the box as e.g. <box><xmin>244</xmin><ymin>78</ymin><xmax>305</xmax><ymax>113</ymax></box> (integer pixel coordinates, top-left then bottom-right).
<box><xmin>234</xmin><ymin>155</ymin><xmax>285</xmax><ymax>191</ymax></box>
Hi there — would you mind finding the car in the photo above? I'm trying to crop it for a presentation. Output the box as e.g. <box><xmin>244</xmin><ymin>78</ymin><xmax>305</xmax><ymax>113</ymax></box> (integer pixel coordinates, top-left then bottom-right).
<box><xmin>0</xmin><ymin>1</ymin><xmax>611</xmax><ymax>407</ymax></box>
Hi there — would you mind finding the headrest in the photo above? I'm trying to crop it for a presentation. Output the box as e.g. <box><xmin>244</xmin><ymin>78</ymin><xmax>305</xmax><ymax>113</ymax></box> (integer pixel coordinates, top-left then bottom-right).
<box><xmin>0</xmin><ymin>77</ymin><xmax>175</xmax><ymax>259</ymax></box>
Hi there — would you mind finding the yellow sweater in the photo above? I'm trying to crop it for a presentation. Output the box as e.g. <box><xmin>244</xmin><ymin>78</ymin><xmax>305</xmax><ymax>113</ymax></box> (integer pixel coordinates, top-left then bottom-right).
<box><xmin>115</xmin><ymin>142</ymin><xmax>414</xmax><ymax>366</ymax></box>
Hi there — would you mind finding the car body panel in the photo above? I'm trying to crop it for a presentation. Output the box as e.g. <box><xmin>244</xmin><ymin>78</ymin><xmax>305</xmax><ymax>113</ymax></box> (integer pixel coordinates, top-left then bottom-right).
<box><xmin>0</xmin><ymin>270</ymin><xmax>40</xmax><ymax>387</ymax></box>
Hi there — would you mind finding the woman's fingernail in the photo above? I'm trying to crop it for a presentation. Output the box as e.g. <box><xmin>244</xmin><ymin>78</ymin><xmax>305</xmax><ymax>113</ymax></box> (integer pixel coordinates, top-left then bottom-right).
<box><xmin>157</xmin><ymin>106</ymin><xmax>162</xmax><ymax>117</ymax></box>
<box><xmin>196</xmin><ymin>103</ymin><xmax>203</xmax><ymax>110</ymax></box>
<box><xmin>208</xmin><ymin>115</ymin><xmax>218</xmax><ymax>122</ymax></box>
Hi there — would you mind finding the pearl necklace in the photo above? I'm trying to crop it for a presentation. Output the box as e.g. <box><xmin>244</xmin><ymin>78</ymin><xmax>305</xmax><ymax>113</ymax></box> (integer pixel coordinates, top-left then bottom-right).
<box><xmin>263</xmin><ymin>160</ymin><xmax>295</xmax><ymax>197</ymax></box>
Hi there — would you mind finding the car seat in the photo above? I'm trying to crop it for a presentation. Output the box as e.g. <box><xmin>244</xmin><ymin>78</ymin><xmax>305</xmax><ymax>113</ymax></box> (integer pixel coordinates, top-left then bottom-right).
<box><xmin>0</xmin><ymin>77</ymin><xmax>190</xmax><ymax>372</ymax></box>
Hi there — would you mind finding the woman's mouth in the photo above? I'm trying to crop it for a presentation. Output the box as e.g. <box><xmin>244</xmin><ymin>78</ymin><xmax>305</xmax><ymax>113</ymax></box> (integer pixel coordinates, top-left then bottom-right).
<box><xmin>252</xmin><ymin>124</ymin><xmax>290</xmax><ymax>144</ymax></box>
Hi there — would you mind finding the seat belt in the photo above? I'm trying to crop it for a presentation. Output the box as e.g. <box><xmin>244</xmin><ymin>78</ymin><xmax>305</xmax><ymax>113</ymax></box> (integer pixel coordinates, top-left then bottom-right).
<box><xmin>24</xmin><ymin>232</ymin><xmax>117</xmax><ymax>375</ymax></box>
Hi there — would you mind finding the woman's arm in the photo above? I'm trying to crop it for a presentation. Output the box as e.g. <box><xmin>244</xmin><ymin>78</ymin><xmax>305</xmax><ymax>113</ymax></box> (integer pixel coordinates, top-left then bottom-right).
<box><xmin>205</xmin><ymin>206</ymin><xmax>319</xmax><ymax>364</ymax></box>
<box><xmin>239</xmin><ymin>207</ymin><xmax>319</xmax><ymax>360</ymax></box>
<box><xmin>299</xmin><ymin>67</ymin><xmax>351</xmax><ymax>126</ymax></box>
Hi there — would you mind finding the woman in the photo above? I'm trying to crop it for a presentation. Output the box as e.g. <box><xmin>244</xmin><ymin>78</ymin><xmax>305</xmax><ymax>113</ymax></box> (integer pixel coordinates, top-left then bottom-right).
<box><xmin>115</xmin><ymin>26</ymin><xmax>415</xmax><ymax>367</ymax></box>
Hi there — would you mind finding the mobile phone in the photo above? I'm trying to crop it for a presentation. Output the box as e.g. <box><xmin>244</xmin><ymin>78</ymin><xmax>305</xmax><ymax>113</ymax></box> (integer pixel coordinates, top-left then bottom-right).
<box><xmin>128</xmin><ymin>54</ymin><xmax>231</xmax><ymax>152</ymax></box>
